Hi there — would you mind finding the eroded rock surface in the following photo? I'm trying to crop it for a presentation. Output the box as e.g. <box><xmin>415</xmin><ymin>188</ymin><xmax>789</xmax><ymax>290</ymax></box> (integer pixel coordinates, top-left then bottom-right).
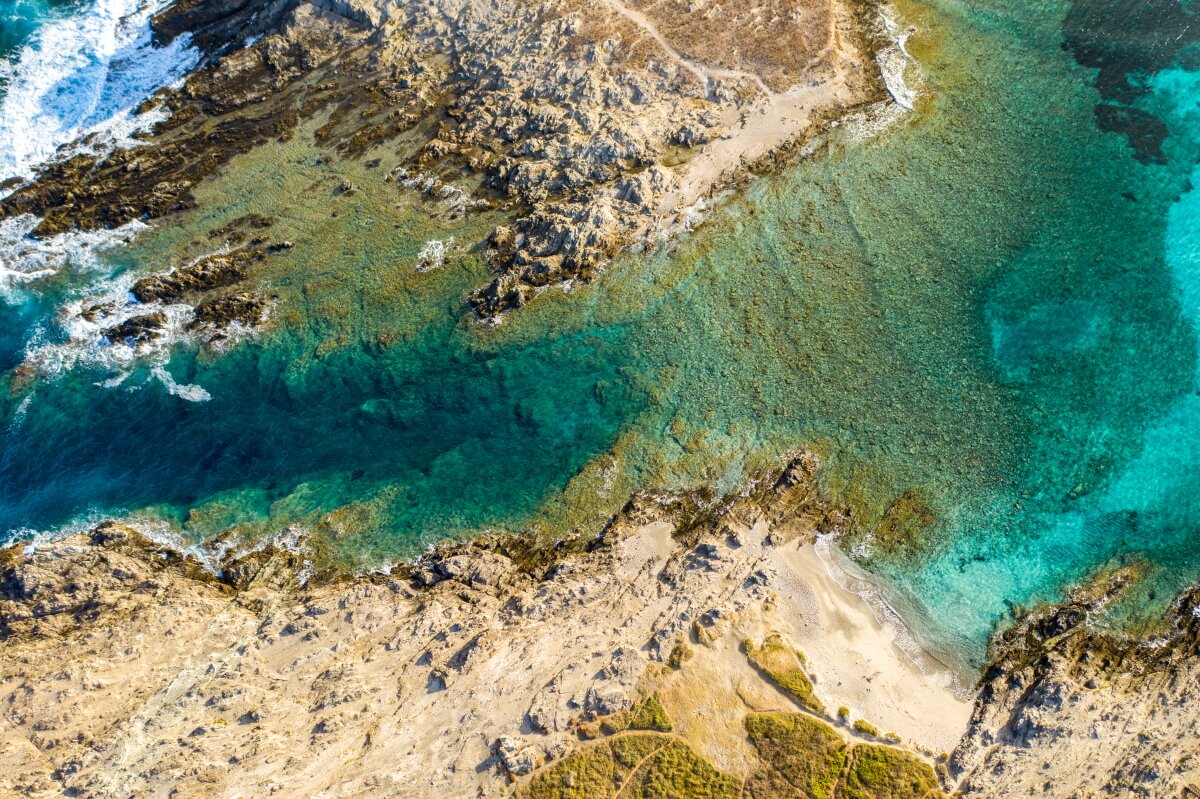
<box><xmin>0</xmin><ymin>0</ymin><xmax>887</xmax><ymax>317</ymax></box>
<box><xmin>2</xmin><ymin>458</ymin><xmax>1195</xmax><ymax>798</ymax></box>
<box><xmin>0</xmin><ymin>459</ymin><xmax>956</xmax><ymax>798</ymax></box>
<box><xmin>951</xmin><ymin>576</ymin><xmax>1200</xmax><ymax>798</ymax></box>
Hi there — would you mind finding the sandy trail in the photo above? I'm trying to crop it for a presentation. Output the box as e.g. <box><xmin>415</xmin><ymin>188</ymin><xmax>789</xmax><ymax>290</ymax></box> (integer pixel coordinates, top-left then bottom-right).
<box><xmin>653</xmin><ymin>80</ymin><xmax>842</xmax><ymax>229</ymax></box>
<box><xmin>596</xmin><ymin>0</ymin><xmax>774</xmax><ymax>95</ymax></box>
<box><xmin>592</xmin><ymin>0</ymin><xmax>870</xmax><ymax>230</ymax></box>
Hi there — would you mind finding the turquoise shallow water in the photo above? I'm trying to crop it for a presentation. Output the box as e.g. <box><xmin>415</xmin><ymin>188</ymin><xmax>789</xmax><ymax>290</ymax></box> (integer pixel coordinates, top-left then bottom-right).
<box><xmin>0</xmin><ymin>0</ymin><xmax>80</xmax><ymax>63</ymax></box>
<box><xmin>2</xmin><ymin>0</ymin><xmax>1200</xmax><ymax>667</ymax></box>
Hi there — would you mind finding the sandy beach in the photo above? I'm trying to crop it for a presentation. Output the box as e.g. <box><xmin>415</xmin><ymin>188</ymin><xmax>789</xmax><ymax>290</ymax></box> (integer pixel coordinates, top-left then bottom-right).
<box><xmin>0</xmin><ymin>475</ymin><xmax>971</xmax><ymax>797</ymax></box>
<box><xmin>771</xmin><ymin>535</ymin><xmax>971</xmax><ymax>753</ymax></box>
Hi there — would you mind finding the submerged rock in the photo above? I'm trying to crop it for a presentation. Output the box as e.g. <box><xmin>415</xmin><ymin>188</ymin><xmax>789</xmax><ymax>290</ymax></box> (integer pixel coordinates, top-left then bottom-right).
<box><xmin>132</xmin><ymin>246</ymin><xmax>268</xmax><ymax>303</ymax></box>
<box><xmin>102</xmin><ymin>312</ymin><xmax>168</xmax><ymax>346</ymax></box>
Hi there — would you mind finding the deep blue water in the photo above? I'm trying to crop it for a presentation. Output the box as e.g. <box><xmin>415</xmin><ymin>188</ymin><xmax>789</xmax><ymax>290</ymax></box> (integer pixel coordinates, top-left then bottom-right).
<box><xmin>0</xmin><ymin>0</ymin><xmax>81</xmax><ymax>62</ymax></box>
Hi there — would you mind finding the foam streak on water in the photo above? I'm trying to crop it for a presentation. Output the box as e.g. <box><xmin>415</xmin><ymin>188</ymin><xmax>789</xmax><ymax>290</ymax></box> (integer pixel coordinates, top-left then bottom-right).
<box><xmin>878</xmin><ymin>6</ymin><xmax>920</xmax><ymax>111</ymax></box>
<box><xmin>0</xmin><ymin>214</ymin><xmax>147</xmax><ymax>295</ymax></box>
<box><xmin>0</xmin><ymin>0</ymin><xmax>199</xmax><ymax>184</ymax></box>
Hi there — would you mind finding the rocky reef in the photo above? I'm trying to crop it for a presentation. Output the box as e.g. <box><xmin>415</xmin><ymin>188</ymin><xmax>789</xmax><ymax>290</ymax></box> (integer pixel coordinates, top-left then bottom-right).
<box><xmin>0</xmin><ymin>0</ymin><xmax>886</xmax><ymax>319</ymax></box>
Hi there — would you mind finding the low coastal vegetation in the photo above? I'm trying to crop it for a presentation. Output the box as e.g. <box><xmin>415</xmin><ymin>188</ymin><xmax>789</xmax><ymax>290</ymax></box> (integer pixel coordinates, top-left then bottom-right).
<box><xmin>519</xmin><ymin>700</ymin><xmax>944</xmax><ymax>798</ymax></box>
<box><xmin>852</xmin><ymin>720</ymin><xmax>880</xmax><ymax>737</ymax></box>
<box><xmin>842</xmin><ymin>744</ymin><xmax>943</xmax><ymax>799</ymax></box>
<box><xmin>744</xmin><ymin>634</ymin><xmax>825</xmax><ymax>714</ymax></box>
<box><xmin>586</xmin><ymin>695</ymin><xmax>674</xmax><ymax>737</ymax></box>
<box><xmin>517</xmin><ymin>732</ymin><xmax>740</xmax><ymax>799</ymax></box>
<box><xmin>743</xmin><ymin>712</ymin><xmax>847</xmax><ymax>799</ymax></box>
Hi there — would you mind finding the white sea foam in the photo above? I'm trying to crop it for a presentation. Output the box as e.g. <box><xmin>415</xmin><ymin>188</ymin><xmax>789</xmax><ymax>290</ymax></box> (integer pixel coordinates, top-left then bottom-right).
<box><xmin>150</xmin><ymin>364</ymin><xmax>211</xmax><ymax>401</ymax></box>
<box><xmin>0</xmin><ymin>0</ymin><xmax>200</xmax><ymax>186</ymax></box>
<box><xmin>7</xmin><ymin>394</ymin><xmax>33</xmax><ymax>435</ymax></box>
<box><xmin>679</xmin><ymin>196</ymin><xmax>709</xmax><ymax>233</ymax></box>
<box><xmin>813</xmin><ymin>533</ymin><xmax>976</xmax><ymax>696</ymax></box>
<box><xmin>835</xmin><ymin>8</ymin><xmax>923</xmax><ymax>144</ymax></box>
<box><xmin>13</xmin><ymin>512</ymin><xmax>229</xmax><ymax>573</ymax></box>
<box><xmin>877</xmin><ymin>7</ymin><xmax>920</xmax><ymax>112</ymax></box>
<box><xmin>0</xmin><ymin>213</ymin><xmax>148</xmax><ymax>296</ymax></box>
<box><xmin>16</xmin><ymin>244</ymin><xmax>264</xmax><ymax>399</ymax></box>
<box><xmin>416</xmin><ymin>237</ymin><xmax>454</xmax><ymax>272</ymax></box>
<box><xmin>837</xmin><ymin>101</ymin><xmax>910</xmax><ymax>142</ymax></box>
<box><xmin>21</xmin><ymin>269</ymin><xmax>196</xmax><ymax>380</ymax></box>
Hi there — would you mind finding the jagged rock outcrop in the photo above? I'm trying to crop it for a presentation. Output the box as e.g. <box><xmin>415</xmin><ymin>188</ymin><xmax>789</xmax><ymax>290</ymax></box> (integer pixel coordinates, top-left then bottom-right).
<box><xmin>0</xmin><ymin>0</ymin><xmax>888</xmax><ymax>318</ymax></box>
<box><xmin>9</xmin><ymin>458</ymin><xmax>1197</xmax><ymax>798</ymax></box>
<box><xmin>131</xmin><ymin>246</ymin><xmax>266</xmax><ymax>303</ymax></box>
<box><xmin>0</xmin><ymin>459</ymin><xmax>964</xmax><ymax>798</ymax></box>
<box><xmin>950</xmin><ymin>575</ymin><xmax>1200</xmax><ymax>798</ymax></box>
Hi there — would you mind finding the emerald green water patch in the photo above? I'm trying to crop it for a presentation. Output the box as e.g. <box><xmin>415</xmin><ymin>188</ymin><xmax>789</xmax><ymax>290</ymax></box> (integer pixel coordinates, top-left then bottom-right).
<box><xmin>487</xmin><ymin>0</ymin><xmax>1200</xmax><ymax>661</ymax></box>
<box><xmin>3</xmin><ymin>0</ymin><xmax>1200</xmax><ymax>666</ymax></box>
<box><xmin>0</xmin><ymin>130</ymin><xmax>648</xmax><ymax>561</ymax></box>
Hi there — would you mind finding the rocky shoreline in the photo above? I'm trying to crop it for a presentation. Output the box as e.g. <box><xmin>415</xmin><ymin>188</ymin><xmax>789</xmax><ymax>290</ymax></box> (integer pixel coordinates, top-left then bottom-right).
<box><xmin>951</xmin><ymin>571</ymin><xmax>1200</xmax><ymax>797</ymax></box>
<box><xmin>2</xmin><ymin>2</ymin><xmax>1196</xmax><ymax>797</ymax></box>
<box><xmin>1</xmin><ymin>457</ymin><xmax>1197</xmax><ymax>797</ymax></box>
<box><xmin>0</xmin><ymin>0</ymin><xmax>889</xmax><ymax>321</ymax></box>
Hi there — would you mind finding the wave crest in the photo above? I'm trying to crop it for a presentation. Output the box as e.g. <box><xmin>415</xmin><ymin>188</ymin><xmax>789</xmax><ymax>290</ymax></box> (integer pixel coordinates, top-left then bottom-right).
<box><xmin>0</xmin><ymin>0</ymin><xmax>199</xmax><ymax>186</ymax></box>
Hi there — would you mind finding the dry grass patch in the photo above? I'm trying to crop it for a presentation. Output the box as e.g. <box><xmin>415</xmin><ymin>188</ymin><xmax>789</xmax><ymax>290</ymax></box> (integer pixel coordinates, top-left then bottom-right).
<box><xmin>517</xmin><ymin>733</ymin><xmax>739</xmax><ymax>799</ymax></box>
<box><xmin>841</xmin><ymin>744</ymin><xmax>945</xmax><ymax>799</ymax></box>
<box><xmin>743</xmin><ymin>712</ymin><xmax>848</xmax><ymax>799</ymax></box>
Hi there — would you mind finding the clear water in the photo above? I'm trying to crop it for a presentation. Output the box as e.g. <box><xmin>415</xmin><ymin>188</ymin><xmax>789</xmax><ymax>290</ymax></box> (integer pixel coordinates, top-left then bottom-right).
<box><xmin>3</xmin><ymin>0</ymin><xmax>1200</xmax><ymax>668</ymax></box>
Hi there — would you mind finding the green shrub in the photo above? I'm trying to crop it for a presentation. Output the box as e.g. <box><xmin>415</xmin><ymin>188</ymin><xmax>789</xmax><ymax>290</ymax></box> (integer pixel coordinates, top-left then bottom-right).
<box><xmin>628</xmin><ymin>694</ymin><xmax>673</xmax><ymax>732</ymax></box>
<box><xmin>623</xmin><ymin>739</ymin><xmax>741</xmax><ymax>799</ymax></box>
<box><xmin>667</xmin><ymin>642</ymin><xmax>694</xmax><ymax>670</ymax></box>
<box><xmin>744</xmin><ymin>712</ymin><xmax>847</xmax><ymax>799</ymax></box>
<box><xmin>744</xmin><ymin>635</ymin><xmax>825</xmax><ymax>714</ymax></box>
<box><xmin>520</xmin><ymin>733</ymin><xmax>740</xmax><ymax>799</ymax></box>
<box><xmin>852</xmin><ymin>719</ymin><xmax>879</xmax><ymax>737</ymax></box>
<box><xmin>519</xmin><ymin>743</ymin><xmax>614</xmax><ymax>799</ymax></box>
<box><xmin>611</xmin><ymin>734</ymin><xmax>665</xmax><ymax>785</ymax></box>
<box><xmin>599</xmin><ymin>694</ymin><xmax>674</xmax><ymax>735</ymax></box>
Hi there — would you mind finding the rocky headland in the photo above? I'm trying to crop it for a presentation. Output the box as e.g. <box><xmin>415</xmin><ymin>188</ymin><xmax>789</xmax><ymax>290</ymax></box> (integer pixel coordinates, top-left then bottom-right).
<box><xmin>0</xmin><ymin>0</ymin><xmax>888</xmax><ymax>320</ymax></box>
<box><xmin>1</xmin><ymin>457</ymin><xmax>1197</xmax><ymax>798</ymax></box>
<box><xmin>950</xmin><ymin>572</ymin><xmax>1200</xmax><ymax>798</ymax></box>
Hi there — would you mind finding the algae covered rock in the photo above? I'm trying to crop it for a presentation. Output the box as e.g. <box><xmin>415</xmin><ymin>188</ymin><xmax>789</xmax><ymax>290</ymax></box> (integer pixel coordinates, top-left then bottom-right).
<box><xmin>131</xmin><ymin>247</ymin><xmax>265</xmax><ymax>303</ymax></box>
<box><xmin>102</xmin><ymin>312</ymin><xmax>168</xmax><ymax>346</ymax></box>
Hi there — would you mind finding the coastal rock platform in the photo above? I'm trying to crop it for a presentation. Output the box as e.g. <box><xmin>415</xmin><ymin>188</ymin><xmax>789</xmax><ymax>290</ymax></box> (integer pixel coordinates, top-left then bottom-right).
<box><xmin>2</xmin><ymin>459</ymin><xmax>1197</xmax><ymax>797</ymax></box>
<box><xmin>0</xmin><ymin>460</ymin><xmax>968</xmax><ymax>798</ymax></box>
<box><xmin>0</xmin><ymin>0</ymin><xmax>887</xmax><ymax>318</ymax></box>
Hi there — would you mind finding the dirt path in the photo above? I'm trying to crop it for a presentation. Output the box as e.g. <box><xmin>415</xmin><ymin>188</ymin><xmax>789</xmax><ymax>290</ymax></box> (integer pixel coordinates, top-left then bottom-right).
<box><xmin>596</xmin><ymin>0</ymin><xmax>774</xmax><ymax>96</ymax></box>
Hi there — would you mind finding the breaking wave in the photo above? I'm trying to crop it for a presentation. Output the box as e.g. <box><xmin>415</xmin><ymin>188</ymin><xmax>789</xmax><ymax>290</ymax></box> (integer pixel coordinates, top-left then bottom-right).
<box><xmin>0</xmin><ymin>0</ymin><xmax>199</xmax><ymax>186</ymax></box>
<box><xmin>0</xmin><ymin>213</ymin><xmax>147</xmax><ymax>296</ymax></box>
